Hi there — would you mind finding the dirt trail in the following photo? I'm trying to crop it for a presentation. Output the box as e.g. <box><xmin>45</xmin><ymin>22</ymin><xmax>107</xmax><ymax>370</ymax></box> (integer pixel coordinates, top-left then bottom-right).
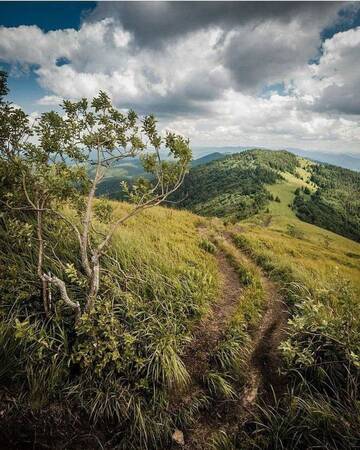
<box><xmin>172</xmin><ymin>232</ymin><xmax>288</xmax><ymax>449</ymax></box>
<box><xmin>182</xmin><ymin>249</ymin><xmax>243</xmax><ymax>384</ymax></box>
<box><xmin>241</xmin><ymin>273</ymin><xmax>288</xmax><ymax>410</ymax></box>
<box><xmin>174</xmin><ymin>246</ymin><xmax>242</xmax><ymax>450</ymax></box>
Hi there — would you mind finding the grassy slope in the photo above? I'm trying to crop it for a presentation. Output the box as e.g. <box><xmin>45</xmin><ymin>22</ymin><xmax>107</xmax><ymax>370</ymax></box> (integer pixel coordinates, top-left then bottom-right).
<box><xmin>229</xmin><ymin>162</ymin><xmax>360</xmax><ymax>450</ymax></box>
<box><xmin>240</xmin><ymin>162</ymin><xmax>360</xmax><ymax>292</ymax></box>
<box><xmin>0</xmin><ymin>202</ymin><xmax>219</xmax><ymax>449</ymax></box>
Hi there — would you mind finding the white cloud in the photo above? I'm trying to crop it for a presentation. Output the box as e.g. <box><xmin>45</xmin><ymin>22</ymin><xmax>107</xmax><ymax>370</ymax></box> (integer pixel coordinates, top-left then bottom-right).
<box><xmin>0</xmin><ymin>11</ymin><xmax>359</xmax><ymax>154</ymax></box>
<box><xmin>37</xmin><ymin>95</ymin><xmax>63</xmax><ymax>106</ymax></box>
<box><xmin>311</xmin><ymin>27</ymin><xmax>360</xmax><ymax>115</ymax></box>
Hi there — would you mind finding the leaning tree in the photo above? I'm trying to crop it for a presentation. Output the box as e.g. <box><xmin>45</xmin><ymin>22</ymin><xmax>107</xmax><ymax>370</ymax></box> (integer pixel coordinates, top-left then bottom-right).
<box><xmin>0</xmin><ymin>73</ymin><xmax>191</xmax><ymax>320</ymax></box>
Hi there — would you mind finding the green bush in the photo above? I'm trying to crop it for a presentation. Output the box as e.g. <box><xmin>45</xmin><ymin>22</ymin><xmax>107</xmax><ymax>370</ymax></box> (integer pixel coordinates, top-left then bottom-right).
<box><xmin>236</xmin><ymin>278</ymin><xmax>360</xmax><ymax>450</ymax></box>
<box><xmin>200</xmin><ymin>239</ymin><xmax>217</xmax><ymax>254</ymax></box>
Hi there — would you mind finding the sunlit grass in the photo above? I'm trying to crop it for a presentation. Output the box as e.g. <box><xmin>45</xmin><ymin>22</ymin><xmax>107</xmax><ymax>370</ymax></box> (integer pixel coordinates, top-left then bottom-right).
<box><xmin>241</xmin><ymin>167</ymin><xmax>360</xmax><ymax>292</ymax></box>
<box><xmin>0</xmin><ymin>200</ymin><xmax>220</xmax><ymax>449</ymax></box>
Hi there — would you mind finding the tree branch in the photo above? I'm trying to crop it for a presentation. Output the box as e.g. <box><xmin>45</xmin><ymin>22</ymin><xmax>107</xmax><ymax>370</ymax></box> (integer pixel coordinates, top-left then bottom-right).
<box><xmin>43</xmin><ymin>273</ymin><xmax>81</xmax><ymax>320</ymax></box>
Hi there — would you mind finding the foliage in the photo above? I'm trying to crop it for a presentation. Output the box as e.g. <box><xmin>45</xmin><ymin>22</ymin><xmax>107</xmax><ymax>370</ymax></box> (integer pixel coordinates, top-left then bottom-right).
<box><xmin>281</xmin><ymin>280</ymin><xmax>360</xmax><ymax>381</ymax></box>
<box><xmin>0</xmin><ymin>71</ymin><xmax>192</xmax><ymax>323</ymax></box>
<box><xmin>0</xmin><ymin>72</ymin><xmax>209</xmax><ymax>448</ymax></box>
<box><xmin>0</xmin><ymin>203</ymin><xmax>218</xmax><ymax>448</ymax></box>
<box><xmin>238</xmin><ymin>280</ymin><xmax>360</xmax><ymax>450</ymax></box>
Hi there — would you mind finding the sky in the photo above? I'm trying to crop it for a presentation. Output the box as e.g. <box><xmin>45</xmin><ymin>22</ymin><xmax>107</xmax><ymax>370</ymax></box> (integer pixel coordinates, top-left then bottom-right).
<box><xmin>0</xmin><ymin>1</ymin><xmax>360</xmax><ymax>155</ymax></box>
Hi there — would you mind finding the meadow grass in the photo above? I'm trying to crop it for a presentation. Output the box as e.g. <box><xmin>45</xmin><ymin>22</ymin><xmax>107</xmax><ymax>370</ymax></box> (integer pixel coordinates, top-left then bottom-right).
<box><xmin>244</xmin><ymin>167</ymin><xmax>360</xmax><ymax>292</ymax></box>
<box><xmin>0</xmin><ymin>201</ymin><xmax>219</xmax><ymax>449</ymax></box>
<box><xmin>229</xmin><ymin>173</ymin><xmax>360</xmax><ymax>449</ymax></box>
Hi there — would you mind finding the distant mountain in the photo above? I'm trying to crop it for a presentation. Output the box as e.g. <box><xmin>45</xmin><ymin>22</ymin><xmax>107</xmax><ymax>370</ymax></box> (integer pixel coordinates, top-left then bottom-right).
<box><xmin>192</xmin><ymin>146</ymin><xmax>360</xmax><ymax>172</ymax></box>
<box><xmin>286</xmin><ymin>148</ymin><xmax>360</xmax><ymax>171</ymax></box>
<box><xmin>191</xmin><ymin>152</ymin><xmax>227</xmax><ymax>167</ymax></box>
<box><xmin>192</xmin><ymin>146</ymin><xmax>250</xmax><ymax>159</ymax></box>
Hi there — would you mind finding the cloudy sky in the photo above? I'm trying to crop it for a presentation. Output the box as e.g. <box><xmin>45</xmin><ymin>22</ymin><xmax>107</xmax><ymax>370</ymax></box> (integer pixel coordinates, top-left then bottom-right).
<box><xmin>1</xmin><ymin>1</ymin><xmax>360</xmax><ymax>154</ymax></box>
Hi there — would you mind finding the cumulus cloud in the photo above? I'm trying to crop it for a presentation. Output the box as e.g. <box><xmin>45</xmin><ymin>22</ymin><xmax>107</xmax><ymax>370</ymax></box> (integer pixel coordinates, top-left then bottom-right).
<box><xmin>37</xmin><ymin>95</ymin><xmax>63</xmax><ymax>106</ymax></box>
<box><xmin>87</xmin><ymin>1</ymin><xmax>341</xmax><ymax>47</ymax></box>
<box><xmin>0</xmin><ymin>2</ymin><xmax>359</xmax><ymax>153</ymax></box>
<box><xmin>165</xmin><ymin>90</ymin><xmax>360</xmax><ymax>151</ymax></box>
<box><xmin>311</xmin><ymin>27</ymin><xmax>360</xmax><ymax>114</ymax></box>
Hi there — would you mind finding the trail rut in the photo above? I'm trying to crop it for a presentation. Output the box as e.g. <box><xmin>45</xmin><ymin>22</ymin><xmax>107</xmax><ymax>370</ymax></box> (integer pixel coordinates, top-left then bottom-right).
<box><xmin>182</xmin><ymin>249</ymin><xmax>243</xmax><ymax>384</ymax></box>
<box><xmin>171</xmin><ymin>232</ymin><xmax>288</xmax><ymax>449</ymax></box>
<box><xmin>241</xmin><ymin>273</ymin><xmax>288</xmax><ymax>411</ymax></box>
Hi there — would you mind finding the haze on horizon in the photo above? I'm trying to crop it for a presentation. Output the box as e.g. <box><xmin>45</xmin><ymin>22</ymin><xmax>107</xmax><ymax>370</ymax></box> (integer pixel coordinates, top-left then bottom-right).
<box><xmin>0</xmin><ymin>1</ymin><xmax>360</xmax><ymax>155</ymax></box>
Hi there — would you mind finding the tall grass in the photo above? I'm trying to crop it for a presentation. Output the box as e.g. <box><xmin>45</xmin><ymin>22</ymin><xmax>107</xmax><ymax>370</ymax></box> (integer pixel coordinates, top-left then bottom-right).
<box><xmin>230</xmin><ymin>227</ymin><xmax>360</xmax><ymax>449</ymax></box>
<box><xmin>0</xmin><ymin>203</ymin><xmax>218</xmax><ymax>448</ymax></box>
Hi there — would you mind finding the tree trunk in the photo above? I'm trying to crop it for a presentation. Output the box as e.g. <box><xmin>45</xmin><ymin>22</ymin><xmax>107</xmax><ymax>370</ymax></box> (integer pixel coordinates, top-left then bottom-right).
<box><xmin>36</xmin><ymin>207</ymin><xmax>50</xmax><ymax>318</ymax></box>
<box><xmin>81</xmin><ymin>165</ymin><xmax>102</xmax><ymax>278</ymax></box>
<box><xmin>85</xmin><ymin>253</ymin><xmax>100</xmax><ymax>313</ymax></box>
<box><xmin>43</xmin><ymin>273</ymin><xmax>81</xmax><ymax>321</ymax></box>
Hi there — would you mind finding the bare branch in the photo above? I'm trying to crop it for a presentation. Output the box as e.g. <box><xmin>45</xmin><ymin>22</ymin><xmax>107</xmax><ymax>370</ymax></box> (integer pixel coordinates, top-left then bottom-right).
<box><xmin>36</xmin><ymin>201</ymin><xmax>50</xmax><ymax>318</ymax></box>
<box><xmin>43</xmin><ymin>273</ymin><xmax>81</xmax><ymax>320</ymax></box>
<box><xmin>22</xmin><ymin>172</ymin><xmax>36</xmax><ymax>209</ymax></box>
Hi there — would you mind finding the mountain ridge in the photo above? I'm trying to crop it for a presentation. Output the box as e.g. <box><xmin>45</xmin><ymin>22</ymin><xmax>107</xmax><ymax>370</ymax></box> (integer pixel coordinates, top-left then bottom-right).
<box><xmin>193</xmin><ymin>146</ymin><xmax>360</xmax><ymax>171</ymax></box>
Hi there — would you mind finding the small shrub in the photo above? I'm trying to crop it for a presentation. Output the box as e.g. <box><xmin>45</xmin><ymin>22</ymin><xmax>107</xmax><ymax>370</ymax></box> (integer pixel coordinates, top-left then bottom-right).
<box><xmin>200</xmin><ymin>239</ymin><xmax>217</xmax><ymax>254</ymax></box>
<box><xmin>286</xmin><ymin>224</ymin><xmax>304</xmax><ymax>239</ymax></box>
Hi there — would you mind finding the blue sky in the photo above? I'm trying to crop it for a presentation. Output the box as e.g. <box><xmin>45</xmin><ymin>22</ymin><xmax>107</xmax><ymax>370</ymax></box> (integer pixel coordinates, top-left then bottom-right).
<box><xmin>1</xmin><ymin>1</ymin><xmax>95</xmax><ymax>111</ymax></box>
<box><xmin>0</xmin><ymin>1</ymin><xmax>95</xmax><ymax>30</ymax></box>
<box><xmin>0</xmin><ymin>1</ymin><xmax>360</xmax><ymax>154</ymax></box>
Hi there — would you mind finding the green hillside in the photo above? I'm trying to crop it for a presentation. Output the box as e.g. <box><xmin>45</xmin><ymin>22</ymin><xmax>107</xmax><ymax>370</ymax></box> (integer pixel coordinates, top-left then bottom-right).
<box><xmin>176</xmin><ymin>148</ymin><xmax>360</xmax><ymax>290</ymax></box>
<box><xmin>194</xmin><ymin>155</ymin><xmax>360</xmax><ymax>449</ymax></box>
<box><xmin>0</xmin><ymin>202</ymin><xmax>219</xmax><ymax>449</ymax></box>
<box><xmin>173</xmin><ymin>149</ymin><xmax>299</xmax><ymax>220</ymax></box>
<box><xmin>176</xmin><ymin>149</ymin><xmax>360</xmax><ymax>243</ymax></box>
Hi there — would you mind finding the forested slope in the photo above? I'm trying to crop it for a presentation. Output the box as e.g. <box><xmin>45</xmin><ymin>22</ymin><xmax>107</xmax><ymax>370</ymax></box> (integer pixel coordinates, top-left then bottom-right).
<box><xmin>175</xmin><ymin>148</ymin><xmax>360</xmax><ymax>243</ymax></box>
<box><xmin>173</xmin><ymin>149</ymin><xmax>299</xmax><ymax>220</ymax></box>
<box><xmin>293</xmin><ymin>163</ymin><xmax>360</xmax><ymax>242</ymax></box>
